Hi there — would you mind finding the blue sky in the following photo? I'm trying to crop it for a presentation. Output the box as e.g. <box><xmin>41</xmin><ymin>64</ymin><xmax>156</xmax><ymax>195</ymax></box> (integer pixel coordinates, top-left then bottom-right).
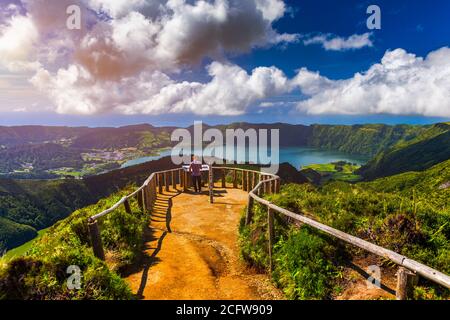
<box><xmin>240</xmin><ymin>0</ymin><xmax>450</xmax><ymax>79</ymax></box>
<box><xmin>0</xmin><ymin>0</ymin><xmax>449</xmax><ymax>127</ymax></box>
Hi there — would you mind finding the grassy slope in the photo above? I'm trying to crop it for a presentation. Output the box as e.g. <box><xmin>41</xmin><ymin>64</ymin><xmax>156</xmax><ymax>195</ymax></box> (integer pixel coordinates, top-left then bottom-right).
<box><xmin>308</xmin><ymin>124</ymin><xmax>427</xmax><ymax>156</ymax></box>
<box><xmin>0</xmin><ymin>217</ymin><xmax>37</xmax><ymax>252</ymax></box>
<box><xmin>0</xmin><ymin>179</ymin><xmax>96</xmax><ymax>252</ymax></box>
<box><xmin>0</xmin><ymin>156</ymin><xmax>180</xmax><ymax>252</ymax></box>
<box><xmin>240</xmin><ymin>160</ymin><xmax>450</xmax><ymax>300</ymax></box>
<box><xmin>1</xmin><ymin>228</ymin><xmax>48</xmax><ymax>261</ymax></box>
<box><xmin>0</xmin><ymin>186</ymin><xmax>147</xmax><ymax>299</ymax></box>
<box><xmin>359</xmin><ymin>123</ymin><xmax>450</xmax><ymax>180</ymax></box>
<box><xmin>303</xmin><ymin>162</ymin><xmax>362</xmax><ymax>183</ymax></box>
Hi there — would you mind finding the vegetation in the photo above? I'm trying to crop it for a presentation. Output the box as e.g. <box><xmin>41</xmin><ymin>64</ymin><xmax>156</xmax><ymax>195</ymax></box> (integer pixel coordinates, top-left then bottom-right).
<box><xmin>1</xmin><ymin>122</ymin><xmax>435</xmax><ymax>179</ymax></box>
<box><xmin>239</xmin><ymin>203</ymin><xmax>344</xmax><ymax>299</ymax></box>
<box><xmin>0</xmin><ymin>186</ymin><xmax>147</xmax><ymax>299</ymax></box>
<box><xmin>302</xmin><ymin>161</ymin><xmax>362</xmax><ymax>184</ymax></box>
<box><xmin>0</xmin><ymin>121</ymin><xmax>449</xmax><ymax>299</ymax></box>
<box><xmin>0</xmin><ymin>179</ymin><xmax>96</xmax><ymax>252</ymax></box>
<box><xmin>0</xmin><ymin>156</ymin><xmax>179</xmax><ymax>253</ymax></box>
<box><xmin>0</xmin><ymin>217</ymin><xmax>37</xmax><ymax>253</ymax></box>
<box><xmin>359</xmin><ymin>123</ymin><xmax>450</xmax><ymax>180</ymax></box>
<box><xmin>0</xmin><ymin>124</ymin><xmax>174</xmax><ymax>179</ymax></box>
<box><xmin>2</xmin><ymin>229</ymin><xmax>48</xmax><ymax>261</ymax></box>
<box><xmin>240</xmin><ymin>160</ymin><xmax>450</xmax><ymax>299</ymax></box>
<box><xmin>308</xmin><ymin>124</ymin><xmax>428</xmax><ymax>156</ymax></box>
<box><xmin>0</xmin><ymin>143</ymin><xmax>87</xmax><ymax>174</ymax></box>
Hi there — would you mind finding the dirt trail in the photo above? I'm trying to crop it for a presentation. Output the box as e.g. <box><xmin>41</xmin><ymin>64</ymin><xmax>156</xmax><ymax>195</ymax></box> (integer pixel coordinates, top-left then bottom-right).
<box><xmin>125</xmin><ymin>184</ymin><xmax>283</xmax><ymax>300</ymax></box>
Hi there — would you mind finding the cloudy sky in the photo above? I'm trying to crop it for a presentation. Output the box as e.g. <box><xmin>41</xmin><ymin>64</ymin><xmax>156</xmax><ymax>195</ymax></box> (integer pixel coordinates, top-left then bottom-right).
<box><xmin>0</xmin><ymin>0</ymin><xmax>450</xmax><ymax>126</ymax></box>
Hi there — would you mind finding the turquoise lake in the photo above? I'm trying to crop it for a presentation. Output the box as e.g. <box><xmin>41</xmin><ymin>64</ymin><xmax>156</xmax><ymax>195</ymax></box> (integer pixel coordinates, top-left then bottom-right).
<box><xmin>121</xmin><ymin>147</ymin><xmax>370</xmax><ymax>170</ymax></box>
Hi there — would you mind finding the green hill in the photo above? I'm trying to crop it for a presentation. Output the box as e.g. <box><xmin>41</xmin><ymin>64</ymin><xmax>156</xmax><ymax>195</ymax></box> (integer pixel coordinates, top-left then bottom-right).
<box><xmin>358</xmin><ymin>124</ymin><xmax>450</xmax><ymax>180</ymax></box>
<box><xmin>0</xmin><ymin>156</ymin><xmax>180</xmax><ymax>253</ymax></box>
<box><xmin>0</xmin><ymin>186</ymin><xmax>144</xmax><ymax>299</ymax></box>
<box><xmin>308</xmin><ymin>124</ymin><xmax>428</xmax><ymax>156</ymax></box>
<box><xmin>0</xmin><ymin>217</ymin><xmax>37</xmax><ymax>251</ymax></box>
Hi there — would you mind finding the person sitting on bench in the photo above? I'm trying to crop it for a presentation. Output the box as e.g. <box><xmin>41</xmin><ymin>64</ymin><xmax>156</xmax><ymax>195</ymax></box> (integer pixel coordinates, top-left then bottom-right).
<box><xmin>189</xmin><ymin>155</ymin><xmax>202</xmax><ymax>193</ymax></box>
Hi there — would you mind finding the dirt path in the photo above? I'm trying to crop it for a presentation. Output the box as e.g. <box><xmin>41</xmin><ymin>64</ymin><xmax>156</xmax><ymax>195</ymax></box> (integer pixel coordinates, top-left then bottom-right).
<box><xmin>125</xmin><ymin>184</ymin><xmax>283</xmax><ymax>300</ymax></box>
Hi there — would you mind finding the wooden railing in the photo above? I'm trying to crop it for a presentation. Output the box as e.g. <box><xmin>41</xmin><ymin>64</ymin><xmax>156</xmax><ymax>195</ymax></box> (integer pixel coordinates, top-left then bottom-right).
<box><xmin>88</xmin><ymin>167</ymin><xmax>189</xmax><ymax>261</ymax></box>
<box><xmin>88</xmin><ymin>166</ymin><xmax>450</xmax><ymax>300</ymax></box>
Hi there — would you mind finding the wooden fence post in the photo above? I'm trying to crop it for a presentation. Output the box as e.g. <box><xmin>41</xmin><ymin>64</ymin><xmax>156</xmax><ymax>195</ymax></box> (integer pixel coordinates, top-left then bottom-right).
<box><xmin>233</xmin><ymin>169</ymin><xmax>237</xmax><ymax>189</ymax></box>
<box><xmin>184</xmin><ymin>171</ymin><xmax>189</xmax><ymax>192</ymax></box>
<box><xmin>146</xmin><ymin>185</ymin><xmax>152</xmax><ymax>212</ymax></box>
<box><xmin>142</xmin><ymin>188</ymin><xmax>147</xmax><ymax>213</ymax></box>
<box><xmin>180</xmin><ymin>169</ymin><xmax>185</xmax><ymax>189</ymax></box>
<box><xmin>248</xmin><ymin>172</ymin><xmax>253</xmax><ymax>191</ymax></box>
<box><xmin>137</xmin><ymin>189</ymin><xmax>144</xmax><ymax>211</ymax></box>
<box><xmin>275</xmin><ymin>178</ymin><xmax>280</xmax><ymax>193</ymax></box>
<box><xmin>164</xmin><ymin>172</ymin><xmax>170</xmax><ymax>192</ymax></box>
<box><xmin>268</xmin><ymin>207</ymin><xmax>275</xmax><ymax>273</ymax></box>
<box><xmin>148</xmin><ymin>181</ymin><xmax>154</xmax><ymax>211</ymax></box>
<box><xmin>245</xmin><ymin>195</ymin><xmax>254</xmax><ymax>225</ymax></box>
<box><xmin>123</xmin><ymin>198</ymin><xmax>132</xmax><ymax>214</ymax></box>
<box><xmin>153</xmin><ymin>178</ymin><xmax>157</xmax><ymax>205</ymax></box>
<box><xmin>209</xmin><ymin>167</ymin><xmax>214</xmax><ymax>203</ymax></box>
<box><xmin>221</xmin><ymin>169</ymin><xmax>226</xmax><ymax>188</ymax></box>
<box><xmin>267</xmin><ymin>180</ymin><xmax>272</xmax><ymax>195</ymax></box>
<box><xmin>262</xmin><ymin>175</ymin><xmax>267</xmax><ymax>195</ymax></box>
<box><xmin>172</xmin><ymin>171</ymin><xmax>176</xmax><ymax>190</ymax></box>
<box><xmin>88</xmin><ymin>220</ymin><xmax>105</xmax><ymax>261</ymax></box>
<box><xmin>158</xmin><ymin>173</ymin><xmax>163</xmax><ymax>194</ymax></box>
<box><xmin>256</xmin><ymin>175</ymin><xmax>261</xmax><ymax>196</ymax></box>
<box><xmin>396</xmin><ymin>267</ymin><xmax>419</xmax><ymax>300</ymax></box>
<box><xmin>252</xmin><ymin>173</ymin><xmax>257</xmax><ymax>191</ymax></box>
<box><xmin>243</xmin><ymin>171</ymin><xmax>248</xmax><ymax>191</ymax></box>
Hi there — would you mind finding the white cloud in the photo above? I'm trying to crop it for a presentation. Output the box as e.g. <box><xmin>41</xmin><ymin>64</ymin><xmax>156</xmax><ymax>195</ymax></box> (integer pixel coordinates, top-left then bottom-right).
<box><xmin>30</xmin><ymin>46</ymin><xmax>450</xmax><ymax>118</ymax></box>
<box><xmin>2</xmin><ymin>1</ymin><xmax>449</xmax><ymax>119</ymax></box>
<box><xmin>87</xmin><ymin>0</ymin><xmax>152</xmax><ymax>19</ymax></box>
<box><xmin>294</xmin><ymin>48</ymin><xmax>450</xmax><ymax>117</ymax></box>
<box><xmin>304</xmin><ymin>32</ymin><xmax>373</xmax><ymax>51</ymax></box>
<box><xmin>0</xmin><ymin>14</ymin><xmax>40</xmax><ymax>72</ymax></box>
<box><xmin>31</xmin><ymin>61</ymin><xmax>291</xmax><ymax>116</ymax></box>
<box><xmin>16</xmin><ymin>0</ymin><xmax>298</xmax><ymax>115</ymax></box>
<box><xmin>259</xmin><ymin>101</ymin><xmax>295</xmax><ymax>108</ymax></box>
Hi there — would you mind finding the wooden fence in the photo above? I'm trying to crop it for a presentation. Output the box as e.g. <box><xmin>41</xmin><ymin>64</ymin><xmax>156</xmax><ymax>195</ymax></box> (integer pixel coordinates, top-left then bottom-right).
<box><xmin>88</xmin><ymin>166</ymin><xmax>450</xmax><ymax>300</ymax></box>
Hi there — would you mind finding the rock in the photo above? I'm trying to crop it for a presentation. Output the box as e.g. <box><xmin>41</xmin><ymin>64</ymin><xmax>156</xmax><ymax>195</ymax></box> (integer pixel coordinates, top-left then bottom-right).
<box><xmin>438</xmin><ymin>181</ymin><xmax>450</xmax><ymax>190</ymax></box>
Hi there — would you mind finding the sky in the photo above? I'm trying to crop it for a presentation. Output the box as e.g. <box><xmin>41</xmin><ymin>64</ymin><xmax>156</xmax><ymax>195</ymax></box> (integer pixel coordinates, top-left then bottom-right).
<box><xmin>0</xmin><ymin>0</ymin><xmax>449</xmax><ymax>127</ymax></box>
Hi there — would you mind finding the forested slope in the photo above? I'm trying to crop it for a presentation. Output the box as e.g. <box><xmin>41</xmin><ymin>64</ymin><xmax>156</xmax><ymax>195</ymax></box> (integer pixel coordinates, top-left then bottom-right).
<box><xmin>358</xmin><ymin>123</ymin><xmax>450</xmax><ymax>179</ymax></box>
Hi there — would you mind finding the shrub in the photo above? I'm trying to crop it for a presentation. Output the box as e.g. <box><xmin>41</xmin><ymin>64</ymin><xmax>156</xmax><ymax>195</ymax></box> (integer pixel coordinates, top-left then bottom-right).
<box><xmin>0</xmin><ymin>186</ymin><xmax>144</xmax><ymax>300</ymax></box>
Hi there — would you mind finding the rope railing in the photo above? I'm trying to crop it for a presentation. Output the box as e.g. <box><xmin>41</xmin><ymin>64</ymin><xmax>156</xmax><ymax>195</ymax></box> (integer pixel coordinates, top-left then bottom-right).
<box><xmin>88</xmin><ymin>165</ymin><xmax>450</xmax><ymax>300</ymax></box>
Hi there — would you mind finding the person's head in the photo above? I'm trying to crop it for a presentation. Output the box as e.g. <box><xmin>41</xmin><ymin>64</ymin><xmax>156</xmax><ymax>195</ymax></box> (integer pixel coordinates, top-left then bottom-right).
<box><xmin>192</xmin><ymin>155</ymin><xmax>197</xmax><ymax>162</ymax></box>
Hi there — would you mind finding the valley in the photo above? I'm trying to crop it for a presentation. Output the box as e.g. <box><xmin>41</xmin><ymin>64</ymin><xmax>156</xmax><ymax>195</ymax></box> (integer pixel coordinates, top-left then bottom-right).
<box><xmin>0</xmin><ymin>122</ymin><xmax>438</xmax><ymax>179</ymax></box>
<box><xmin>0</xmin><ymin>121</ymin><xmax>449</xmax><ymax>300</ymax></box>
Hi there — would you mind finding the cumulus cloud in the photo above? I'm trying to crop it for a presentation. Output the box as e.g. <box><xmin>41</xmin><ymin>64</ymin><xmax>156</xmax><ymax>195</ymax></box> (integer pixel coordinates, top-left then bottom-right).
<box><xmin>31</xmin><ymin>61</ymin><xmax>291</xmax><ymax>115</ymax></box>
<box><xmin>0</xmin><ymin>14</ymin><xmax>40</xmax><ymax>72</ymax></box>
<box><xmin>294</xmin><ymin>48</ymin><xmax>450</xmax><ymax>117</ymax></box>
<box><xmin>1</xmin><ymin>0</ymin><xmax>450</xmax><ymax>118</ymax></box>
<box><xmin>0</xmin><ymin>0</ymin><xmax>299</xmax><ymax>114</ymax></box>
<box><xmin>303</xmin><ymin>32</ymin><xmax>373</xmax><ymax>51</ymax></box>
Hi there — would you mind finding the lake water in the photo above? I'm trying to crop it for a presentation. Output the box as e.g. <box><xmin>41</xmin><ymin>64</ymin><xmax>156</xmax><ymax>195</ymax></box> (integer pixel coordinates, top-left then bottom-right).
<box><xmin>121</xmin><ymin>147</ymin><xmax>370</xmax><ymax>170</ymax></box>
